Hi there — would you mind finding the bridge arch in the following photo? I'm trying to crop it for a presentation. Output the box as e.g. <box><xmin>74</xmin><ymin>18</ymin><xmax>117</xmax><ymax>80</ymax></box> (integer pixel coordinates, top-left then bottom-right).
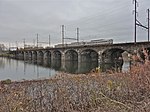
<box><xmin>18</xmin><ymin>51</ymin><xmax>24</xmax><ymax>60</ymax></box>
<box><xmin>102</xmin><ymin>48</ymin><xmax>125</xmax><ymax>60</ymax></box>
<box><xmin>44</xmin><ymin>51</ymin><xmax>51</xmax><ymax>60</ymax></box>
<box><xmin>80</xmin><ymin>49</ymin><xmax>98</xmax><ymax>62</ymax></box>
<box><xmin>102</xmin><ymin>48</ymin><xmax>126</xmax><ymax>72</ymax></box>
<box><xmin>32</xmin><ymin>51</ymin><xmax>37</xmax><ymax>60</ymax></box>
<box><xmin>52</xmin><ymin>50</ymin><xmax>61</xmax><ymax>60</ymax></box>
<box><xmin>24</xmin><ymin>51</ymin><xmax>29</xmax><ymax>60</ymax></box>
<box><xmin>65</xmin><ymin>49</ymin><xmax>78</xmax><ymax>61</ymax></box>
<box><xmin>38</xmin><ymin>51</ymin><xmax>44</xmax><ymax>60</ymax></box>
<box><xmin>28</xmin><ymin>51</ymin><xmax>32</xmax><ymax>60</ymax></box>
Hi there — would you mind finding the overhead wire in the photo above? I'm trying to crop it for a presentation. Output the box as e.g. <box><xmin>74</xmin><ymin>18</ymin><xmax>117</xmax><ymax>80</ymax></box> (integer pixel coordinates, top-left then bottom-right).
<box><xmin>39</xmin><ymin>0</ymin><xmax>148</xmax><ymax>44</ymax></box>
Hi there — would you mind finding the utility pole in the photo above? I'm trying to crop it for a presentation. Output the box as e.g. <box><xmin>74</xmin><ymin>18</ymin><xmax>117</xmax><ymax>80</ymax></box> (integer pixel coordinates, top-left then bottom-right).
<box><xmin>148</xmin><ymin>9</ymin><xmax>150</xmax><ymax>42</ymax></box>
<box><xmin>61</xmin><ymin>25</ymin><xmax>65</xmax><ymax>46</ymax></box>
<box><xmin>133</xmin><ymin>0</ymin><xmax>149</xmax><ymax>42</ymax></box>
<box><xmin>9</xmin><ymin>43</ymin><xmax>10</xmax><ymax>51</ymax></box>
<box><xmin>23</xmin><ymin>39</ymin><xmax>25</xmax><ymax>49</ymax></box>
<box><xmin>16</xmin><ymin>41</ymin><xmax>18</xmax><ymax>50</ymax></box>
<box><xmin>49</xmin><ymin>34</ymin><xmax>51</xmax><ymax>47</ymax></box>
<box><xmin>133</xmin><ymin>0</ymin><xmax>138</xmax><ymax>43</ymax></box>
<box><xmin>33</xmin><ymin>39</ymin><xmax>35</xmax><ymax>47</ymax></box>
<box><xmin>37</xmin><ymin>33</ymin><xmax>39</xmax><ymax>48</ymax></box>
<box><xmin>62</xmin><ymin>26</ymin><xmax>79</xmax><ymax>44</ymax></box>
<box><xmin>77</xmin><ymin>27</ymin><xmax>79</xmax><ymax>42</ymax></box>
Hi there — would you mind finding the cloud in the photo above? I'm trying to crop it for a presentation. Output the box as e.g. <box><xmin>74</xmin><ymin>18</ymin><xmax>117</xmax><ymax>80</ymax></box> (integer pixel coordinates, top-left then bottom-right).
<box><xmin>0</xmin><ymin>0</ymin><xmax>150</xmax><ymax>47</ymax></box>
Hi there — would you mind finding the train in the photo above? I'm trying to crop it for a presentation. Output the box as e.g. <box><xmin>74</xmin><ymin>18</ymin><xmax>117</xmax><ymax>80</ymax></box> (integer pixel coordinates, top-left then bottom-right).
<box><xmin>55</xmin><ymin>39</ymin><xmax>113</xmax><ymax>48</ymax></box>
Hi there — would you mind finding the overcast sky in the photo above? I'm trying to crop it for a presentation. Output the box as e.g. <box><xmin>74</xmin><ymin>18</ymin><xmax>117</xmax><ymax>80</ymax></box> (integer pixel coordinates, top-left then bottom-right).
<box><xmin>0</xmin><ymin>0</ymin><xmax>150</xmax><ymax>47</ymax></box>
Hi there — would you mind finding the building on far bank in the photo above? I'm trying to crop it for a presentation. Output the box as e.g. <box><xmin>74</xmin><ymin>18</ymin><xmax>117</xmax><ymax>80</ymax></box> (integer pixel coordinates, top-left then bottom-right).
<box><xmin>0</xmin><ymin>44</ymin><xmax>7</xmax><ymax>53</ymax></box>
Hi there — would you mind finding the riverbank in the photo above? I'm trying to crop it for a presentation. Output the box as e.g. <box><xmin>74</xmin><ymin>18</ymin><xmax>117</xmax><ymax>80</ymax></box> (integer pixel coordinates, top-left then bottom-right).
<box><xmin>0</xmin><ymin>52</ymin><xmax>12</xmax><ymax>57</ymax></box>
<box><xmin>0</xmin><ymin>63</ymin><xmax>150</xmax><ymax>112</ymax></box>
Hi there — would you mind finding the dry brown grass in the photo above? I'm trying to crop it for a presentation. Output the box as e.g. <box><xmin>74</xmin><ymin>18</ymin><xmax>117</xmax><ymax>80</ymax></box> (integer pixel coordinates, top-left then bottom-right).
<box><xmin>0</xmin><ymin>63</ymin><xmax>150</xmax><ymax>112</ymax></box>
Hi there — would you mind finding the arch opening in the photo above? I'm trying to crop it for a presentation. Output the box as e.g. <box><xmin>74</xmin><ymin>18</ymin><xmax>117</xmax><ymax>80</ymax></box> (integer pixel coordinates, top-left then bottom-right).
<box><xmin>81</xmin><ymin>49</ymin><xmax>98</xmax><ymax>62</ymax></box>
<box><xmin>38</xmin><ymin>51</ymin><xmax>44</xmax><ymax>60</ymax></box>
<box><xmin>44</xmin><ymin>51</ymin><xmax>51</xmax><ymax>60</ymax></box>
<box><xmin>52</xmin><ymin>50</ymin><xmax>61</xmax><ymax>60</ymax></box>
<box><xmin>24</xmin><ymin>51</ymin><xmax>29</xmax><ymax>60</ymax></box>
<box><xmin>102</xmin><ymin>48</ymin><xmax>125</xmax><ymax>72</ymax></box>
<box><xmin>65</xmin><ymin>50</ymin><xmax>78</xmax><ymax>61</ymax></box>
<box><xmin>18</xmin><ymin>51</ymin><xmax>24</xmax><ymax>60</ymax></box>
<box><xmin>28</xmin><ymin>51</ymin><xmax>32</xmax><ymax>60</ymax></box>
<box><xmin>32</xmin><ymin>51</ymin><xmax>37</xmax><ymax>60</ymax></box>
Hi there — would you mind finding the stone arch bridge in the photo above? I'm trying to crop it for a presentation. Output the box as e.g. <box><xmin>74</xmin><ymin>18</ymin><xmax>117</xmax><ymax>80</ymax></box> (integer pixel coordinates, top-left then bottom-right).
<box><xmin>12</xmin><ymin>42</ymin><xmax>150</xmax><ymax>70</ymax></box>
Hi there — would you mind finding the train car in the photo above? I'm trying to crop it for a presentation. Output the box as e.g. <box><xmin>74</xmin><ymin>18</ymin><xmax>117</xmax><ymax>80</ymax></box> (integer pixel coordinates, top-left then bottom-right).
<box><xmin>86</xmin><ymin>39</ymin><xmax>113</xmax><ymax>46</ymax></box>
<box><xmin>90</xmin><ymin>39</ymin><xmax>113</xmax><ymax>44</ymax></box>
<box><xmin>67</xmin><ymin>41</ymin><xmax>86</xmax><ymax>47</ymax></box>
<box><xmin>91</xmin><ymin>39</ymin><xmax>105</xmax><ymax>42</ymax></box>
<box><xmin>54</xmin><ymin>39</ymin><xmax>113</xmax><ymax>48</ymax></box>
<box><xmin>55</xmin><ymin>44</ymin><xmax>68</xmax><ymax>48</ymax></box>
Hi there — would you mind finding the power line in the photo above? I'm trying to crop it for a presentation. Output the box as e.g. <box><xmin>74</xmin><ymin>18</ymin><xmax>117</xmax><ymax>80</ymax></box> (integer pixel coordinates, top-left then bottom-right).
<box><xmin>61</xmin><ymin>25</ymin><xmax>80</xmax><ymax>44</ymax></box>
<box><xmin>147</xmin><ymin>9</ymin><xmax>150</xmax><ymax>41</ymax></box>
<box><xmin>77</xmin><ymin>27</ymin><xmax>79</xmax><ymax>42</ymax></box>
<box><xmin>23</xmin><ymin>38</ymin><xmax>25</xmax><ymax>49</ymax></box>
<box><xmin>61</xmin><ymin>25</ymin><xmax>65</xmax><ymax>46</ymax></box>
<box><xmin>49</xmin><ymin>34</ymin><xmax>51</xmax><ymax>47</ymax></box>
<box><xmin>37</xmin><ymin>33</ymin><xmax>39</xmax><ymax>48</ymax></box>
<box><xmin>66</xmin><ymin>1</ymin><xmax>130</xmax><ymax>27</ymax></box>
<box><xmin>133</xmin><ymin>0</ymin><xmax>149</xmax><ymax>43</ymax></box>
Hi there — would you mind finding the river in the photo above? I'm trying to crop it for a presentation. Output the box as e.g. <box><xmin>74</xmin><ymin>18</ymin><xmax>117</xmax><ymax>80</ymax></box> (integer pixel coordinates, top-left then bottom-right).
<box><xmin>0</xmin><ymin>57</ymin><xmax>130</xmax><ymax>81</ymax></box>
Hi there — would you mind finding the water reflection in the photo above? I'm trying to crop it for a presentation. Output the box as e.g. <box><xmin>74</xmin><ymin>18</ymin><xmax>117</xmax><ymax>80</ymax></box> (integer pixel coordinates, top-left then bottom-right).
<box><xmin>53</xmin><ymin>60</ymin><xmax>98</xmax><ymax>74</ymax></box>
<box><xmin>0</xmin><ymin>58</ymin><xmax>56</xmax><ymax>81</ymax></box>
<box><xmin>64</xmin><ymin>61</ymin><xmax>78</xmax><ymax>73</ymax></box>
<box><xmin>32</xmin><ymin>59</ymin><xmax>98</xmax><ymax>74</ymax></box>
<box><xmin>51</xmin><ymin>60</ymin><xmax>61</xmax><ymax>71</ymax></box>
<box><xmin>100</xmin><ymin>62</ymin><xmax>116</xmax><ymax>72</ymax></box>
<box><xmin>79</xmin><ymin>61</ymin><xmax>98</xmax><ymax>73</ymax></box>
<box><xmin>0</xmin><ymin>57</ymin><xmax>130</xmax><ymax>81</ymax></box>
<box><xmin>100</xmin><ymin>61</ymin><xmax>129</xmax><ymax>72</ymax></box>
<box><xmin>0</xmin><ymin>57</ymin><xmax>5</xmax><ymax>69</ymax></box>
